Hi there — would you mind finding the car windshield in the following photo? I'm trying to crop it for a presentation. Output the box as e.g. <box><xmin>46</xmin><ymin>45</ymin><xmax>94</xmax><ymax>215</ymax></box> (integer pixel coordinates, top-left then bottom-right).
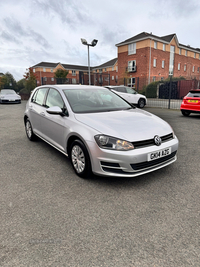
<box><xmin>187</xmin><ymin>91</ymin><xmax>200</xmax><ymax>97</ymax></box>
<box><xmin>1</xmin><ymin>90</ymin><xmax>16</xmax><ymax>95</ymax></box>
<box><xmin>63</xmin><ymin>88</ymin><xmax>132</xmax><ymax>113</ymax></box>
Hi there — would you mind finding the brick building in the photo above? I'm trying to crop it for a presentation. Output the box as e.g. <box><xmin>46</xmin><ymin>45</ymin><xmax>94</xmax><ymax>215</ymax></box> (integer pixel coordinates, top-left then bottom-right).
<box><xmin>31</xmin><ymin>32</ymin><xmax>200</xmax><ymax>89</ymax></box>
<box><xmin>32</xmin><ymin>58</ymin><xmax>118</xmax><ymax>87</ymax></box>
<box><xmin>116</xmin><ymin>32</ymin><xmax>200</xmax><ymax>89</ymax></box>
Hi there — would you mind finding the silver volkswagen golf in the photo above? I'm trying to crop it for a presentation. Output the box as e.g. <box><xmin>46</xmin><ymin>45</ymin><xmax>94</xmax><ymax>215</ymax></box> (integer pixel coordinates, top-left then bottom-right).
<box><xmin>24</xmin><ymin>85</ymin><xmax>179</xmax><ymax>178</ymax></box>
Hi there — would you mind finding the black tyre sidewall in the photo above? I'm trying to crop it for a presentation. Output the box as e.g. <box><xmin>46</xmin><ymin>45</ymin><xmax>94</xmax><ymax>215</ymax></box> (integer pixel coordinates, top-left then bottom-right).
<box><xmin>138</xmin><ymin>98</ymin><xmax>145</xmax><ymax>108</ymax></box>
<box><xmin>181</xmin><ymin>110</ymin><xmax>190</xmax><ymax>116</ymax></box>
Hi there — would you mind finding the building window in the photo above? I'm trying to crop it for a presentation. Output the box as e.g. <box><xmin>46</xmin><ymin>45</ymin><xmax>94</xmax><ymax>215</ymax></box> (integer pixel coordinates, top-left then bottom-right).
<box><xmin>128</xmin><ymin>42</ymin><xmax>136</xmax><ymax>55</ymax></box>
<box><xmin>112</xmin><ymin>66</ymin><xmax>114</xmax><ymax>71</ymax></box>
<box><xmin>199</xmin><ymin>54</ymin><xmax>200</xmax><ymax>60</ymax></box>
<box><xmin>198</xmin><ymin>67</ymin><xmax>199</xmax><ymax>73</ymax></box>
<box><xmin>192</xmin><ymin>66</ymin><xmax>195</xmax><ymax>72</ymax></box>
<box><xmin>127</xmin><ymin>77</ymin><xmax>135</xmax><ymax>88</ymax></box>
<box><xmin>154</xmin><ymin>41</ymin><xmax>157</xmax><ymax>49</ymax></box>
<box><xmin>163</xmin><ymin>44</ymin><xmax>166</xmax><ymax>51</ymax></box>
<box><xmin>72</xmin><ymin>70</ymin><xmax>76</xmax><ymax>76</ymax></box>
<box><xmin>185</xmin><ymin>50</ymin><xmax>187</xmax><ymax>56</ymax></box>
<box><xmin>116</xmin><ymin>66</ymin><xmax>118</xmax><ymax>72</ymax></box>
<box><xmin>51</xmin><ymin>68</ymin><xmax>53</xmax><ymax>73</ymax></box>
<box><xmin>72</xmin><ymin>78</ymin><xmax>76</xmax><ymax>84</ymax></box>
<box><xmin>194</xmin><ymin>53</ymin><xmax>196</xmax><ymax>58</ymax></box>
<box><xmin>128</xmin><ymin>60</ymin><xmax>136</xmax><ymax>72</ymax></box>
<box><xmin>162</xmin><ymin>60</ymin><xmax>165</xmax><ymax>68</ymax></box>
<box><xmin>178</xmin><ymin>63</ymin><xmax>181</xmax><ymax>71</ymax></box>
<box><xmin>112</xmin><ymin>76</ymin><xmax>114</xmax><ymax>80</ymax></box>
<box><xmin>184</xmin><ymin>64</ymin><xmax>187</xmax><ymax>71</ymax></box>
<box><xmin>99</xmin><ymin>69</ymin><xmax>102</xmax><ymax>73</ymax></box>
<box><xmin>153</xmin><ymin>76</ymin><xmax>156</xmax><ymax>82</ymax></box>
<box><xmin>44</xmin><ymin>77</ymin><xmax>47</xmax><ymax>81</ymax></box>
<box><xmin>33</xmin><ymin>68</ymin><xmax>35</xmax><ymax>73</ymax></box>
<box><xmin>51</xmin><ymin>78</ymin><xmax>54</xmax><ymax>82</ymax></box>
<box><xmin>153</xmin><ymin>58</ymin><xmax>157</xmax><ymax>67</ymax></box>
<box><xmin>179</xmin><ymin>49</ymin><xmax>182</xmax><ymax>55</ymax></box>
<box><xmin>104</xmin><ymin>68</ymin><xmax>107</xmax><ymax>72</ymax></box>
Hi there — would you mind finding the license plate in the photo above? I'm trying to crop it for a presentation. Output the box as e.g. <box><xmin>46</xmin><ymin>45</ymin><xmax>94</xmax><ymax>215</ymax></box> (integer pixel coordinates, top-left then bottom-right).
<box><xmin>188</xmin><ymin>100</ymin><xmax>198</xmax><ymax>103</ymax></box>
<box><xmin>147</xmin><ymin>147</ymin><xmax>171</xmax><ymax>161</ymax></box>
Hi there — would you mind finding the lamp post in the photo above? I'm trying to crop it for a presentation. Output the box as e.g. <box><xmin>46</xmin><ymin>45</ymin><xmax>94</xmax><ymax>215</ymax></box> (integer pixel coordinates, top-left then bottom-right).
<box><xmin>81</xmin><ymin>38</ymin><xmax>98</xmax><ymax>85</ymax></box>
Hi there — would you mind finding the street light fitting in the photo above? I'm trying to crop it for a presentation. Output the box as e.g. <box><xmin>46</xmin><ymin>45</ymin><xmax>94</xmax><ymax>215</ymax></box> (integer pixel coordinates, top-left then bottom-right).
<box><xmin>91</xmin><ymin>39</ymin><xmax>98</xmax><ymax>47</ymax></box>
<box><xmin>81</xmin><ymin>38</ymin><xmax>98</xmax><ymax>47</ymax></box>
<box><xmin>81</xmin><ymin>38</ymin><xmax>88</xmax><ymax>45</ymax></box>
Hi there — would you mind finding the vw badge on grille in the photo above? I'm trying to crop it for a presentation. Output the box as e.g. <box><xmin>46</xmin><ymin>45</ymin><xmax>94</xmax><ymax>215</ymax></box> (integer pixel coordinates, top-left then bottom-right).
<box><xmin>154</xmin><ymin>135</ymin><xmax>162</xmax><ymax>146</ymax></box>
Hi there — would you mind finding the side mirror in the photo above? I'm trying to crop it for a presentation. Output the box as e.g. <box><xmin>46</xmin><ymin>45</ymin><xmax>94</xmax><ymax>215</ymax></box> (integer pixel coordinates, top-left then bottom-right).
<box><xmin>46</xmin><ymin>106</ymin><xmax>63</xmax><ymax>115</ymax></box>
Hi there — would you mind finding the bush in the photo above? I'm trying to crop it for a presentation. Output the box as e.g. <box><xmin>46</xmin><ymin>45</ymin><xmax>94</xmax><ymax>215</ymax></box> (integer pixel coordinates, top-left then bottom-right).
<box><xmin>145</xmin><ymin>81</ymin><xmax>159</xmax><ymax>98</ymax></box>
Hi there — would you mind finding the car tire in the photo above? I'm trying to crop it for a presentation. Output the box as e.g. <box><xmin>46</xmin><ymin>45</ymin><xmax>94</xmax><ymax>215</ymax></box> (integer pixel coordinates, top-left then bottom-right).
<box><xmin>25</xmin><ymin>118</ymin><xmax>37</xmax><ymax>141</ymax></box>
<box><xmin>137</xmin><ymin>98</ymin><xmax>145</xmax><ymax>108</ymax></box>
<box><xmin>181</xmin><ymin>110</ymin><xmax>190</xmax><ymax>116</ymax></box>
<box><xmin>70</xmin><ymin>140</ymin><xmax>92</xmax><ymax>178</ymax></box>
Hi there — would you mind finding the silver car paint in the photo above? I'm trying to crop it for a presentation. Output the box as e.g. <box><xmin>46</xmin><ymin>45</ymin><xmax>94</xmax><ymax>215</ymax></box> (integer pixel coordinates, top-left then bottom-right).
<box><xmin>25</xmin><ymin>84</ymin><xmax>179</xmax><ymax>177</ymax></box>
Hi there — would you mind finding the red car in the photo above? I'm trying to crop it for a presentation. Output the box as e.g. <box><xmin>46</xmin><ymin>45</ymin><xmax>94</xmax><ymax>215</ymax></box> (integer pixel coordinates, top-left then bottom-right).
<box><xmin>180</xmin><ymin>89</ymin><xmax>200</xmax><ymax>116</ymax></box>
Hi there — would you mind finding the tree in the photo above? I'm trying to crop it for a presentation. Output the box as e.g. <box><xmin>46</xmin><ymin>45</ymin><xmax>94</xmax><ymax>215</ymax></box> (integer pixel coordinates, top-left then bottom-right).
<box><xmin>54</xmin><ymin>68</ymin><xmax>69</xmax><ymax>79</ymax></box>
<box><xmin>0</xmin><ymin>72</ymin><xmax>17</xmax><ymax>90</ymax></box>
<box><xmin>17</xmin><ymin>78</ymin><xmax>26</xmax><ymax>92</ymax></box>
<box><xmin>23</xmin><ymin>68</ymin><xmax>38</xmax><ymax>93</ymax></box>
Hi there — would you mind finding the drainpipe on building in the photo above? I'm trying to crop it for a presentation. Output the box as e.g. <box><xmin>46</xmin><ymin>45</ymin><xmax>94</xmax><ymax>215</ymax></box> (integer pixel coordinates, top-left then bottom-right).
<box><xmin>148</xmin><ymin>38</ymin><xmax>152</xmax><ymax>84</ymax></box>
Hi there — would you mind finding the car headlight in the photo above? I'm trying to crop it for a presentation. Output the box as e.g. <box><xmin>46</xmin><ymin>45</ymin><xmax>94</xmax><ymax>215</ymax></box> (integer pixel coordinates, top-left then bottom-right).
<box><xmin>94</xmin><ymin>134</ymin><xmax>134</xmax><ymax>151</ymax></box>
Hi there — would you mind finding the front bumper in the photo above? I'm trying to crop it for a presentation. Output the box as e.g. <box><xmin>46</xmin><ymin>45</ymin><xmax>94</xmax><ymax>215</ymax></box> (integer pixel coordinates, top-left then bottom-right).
<box><xmin>87</xmin><ymin>136</ymin><xmax>179</xmax><ymax>177</ymax></box>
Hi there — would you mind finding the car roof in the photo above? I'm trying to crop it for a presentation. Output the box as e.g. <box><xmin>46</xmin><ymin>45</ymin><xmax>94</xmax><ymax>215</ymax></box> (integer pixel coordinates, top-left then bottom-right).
<box><xmin>189</xmin><ymin>89</ymin><xmax>200</xmax><ymax>93</ymax></box>
<box><xmin>35</xmin><ymin>84</ymin><xmax>108</xmax><ymax>90</ymax></box>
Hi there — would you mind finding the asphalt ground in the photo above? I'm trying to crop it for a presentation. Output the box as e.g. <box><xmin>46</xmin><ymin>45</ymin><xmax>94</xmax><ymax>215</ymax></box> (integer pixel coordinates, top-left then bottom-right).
<box><xmin>0</xmin><ymin>101</ymin><xmax>200</xmax><ymax>267</ymax></box>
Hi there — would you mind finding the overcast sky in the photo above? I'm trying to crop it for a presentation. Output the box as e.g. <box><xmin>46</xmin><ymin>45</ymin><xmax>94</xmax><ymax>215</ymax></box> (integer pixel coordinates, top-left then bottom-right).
<box><xmin>1</xmin><ymin>0</ymin><xmax>200</xmax><ymax>81</ymax></box>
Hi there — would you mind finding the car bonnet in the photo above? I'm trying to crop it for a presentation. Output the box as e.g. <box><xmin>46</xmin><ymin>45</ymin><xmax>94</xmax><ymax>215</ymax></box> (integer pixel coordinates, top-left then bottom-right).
<box><xmin>74</xmin><ymin>109</ymin><xmax>172</xmax><ymax>141</ymax></box>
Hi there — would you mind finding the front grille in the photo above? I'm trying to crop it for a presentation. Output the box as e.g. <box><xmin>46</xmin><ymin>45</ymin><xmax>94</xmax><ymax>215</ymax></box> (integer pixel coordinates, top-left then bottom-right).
<box><xmin>132</xmin><ymin>133</ymin><xmax>174</xmax><ymax>149</ymax></box>
<box><xmin>131</xmin><ymin>151</ymin><xmax>177</xmax><ymax>171</ymax></box>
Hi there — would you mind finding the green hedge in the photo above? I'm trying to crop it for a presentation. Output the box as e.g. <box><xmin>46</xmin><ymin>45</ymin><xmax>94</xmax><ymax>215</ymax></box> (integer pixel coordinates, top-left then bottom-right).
<box><xmin>145</xmin><ymin>82</ymin><xmax>159</xmax><ymax>98</ymax></box>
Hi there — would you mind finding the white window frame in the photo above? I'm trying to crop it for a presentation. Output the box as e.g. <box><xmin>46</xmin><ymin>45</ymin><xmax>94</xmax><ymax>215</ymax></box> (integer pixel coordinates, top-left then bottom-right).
<box><xmin>154</xmin><ymin>41</ymin><xmax>157</xmax><ymax>49</ymax></box>
<box><xmin>192</xmin><ymin>66</ymin><xmax>195</xmax><ymax>72</ymax></box>
<box><xmin>153</xmin><ymin>58</ymin><xmax>157</xmax><ymax>67</ymax></box>
<box><xmin>194</xmin><ymin>53</ymin><xmax>196</xmax><ymax>58</ymax></box>
<box><xmin>72</xmin><ymin>78</ymin><xmax>76</xmax><ymax>84</ymax></box>
<box><xmin>51</xmin><ymin>77</ymin><xmax>54</xmax><ymax>82</ymax></box>
<box><xmin>43</xmin><ymin>68</ymin><xmax>46</xmax><ymax>72</ymax></box>
<box><xmin>128</xmin><ymin>42</ymin><xmax>136</xmax><ymax>55</ymax></box>
<box><xmin>178</xmin><ymin>63</ymin><xmax>181</xmax><ymax>71</ymax></box>
<box><xmin>72</xmin><ymin>70</ymin><xmax>76</xmax><ymax>76</ymax></box>
<box><xmin>128</xmin><ymin>60</ymin><xmax>136</xmax><ymax>72</ymax></box>
<box><xmin>185</xmin><ymin>50</ymin><xmax>187</xmax><ymax>56</ymax></box>
<box><xmin>51</xmin><ymin>68</ymin><xmax>53</xmax><ymax>73</ymax></box>
<box><xmin>184</xmin><ymin>64</ymin><xmax>187</xmax><ymax>71</ymax></box>
<box><xmin>162</xmin><ymin>60</ymin><xmax>165</xmax><ymax>68</ymax></box>
<box><xmin>163</xmin><ymin>44</ymin><xmax>166</xmax><ymax>51</ymax></box>
<box><xmin>127</xmin><ymin>77</ymin><xmax>135</xmax><ymax>88</ymax></box>
<box><xmin>112</xmin><ymin>76</ymin><xmax>114</xmax><ymax>80</ymax></box>
<box><xmin>179</xmin><ymin>49</ymin><xmax>182</xmax><ymax>55</ymax></box>
<box><xmin>99</xmin><ymin>69</ymin><xmax>102</xmax><ymax>74</ymax></box>
<box><xmin>33</xmin><ymin>68</ymin><xmax>35</xmax><ymax>73</ymax></box>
